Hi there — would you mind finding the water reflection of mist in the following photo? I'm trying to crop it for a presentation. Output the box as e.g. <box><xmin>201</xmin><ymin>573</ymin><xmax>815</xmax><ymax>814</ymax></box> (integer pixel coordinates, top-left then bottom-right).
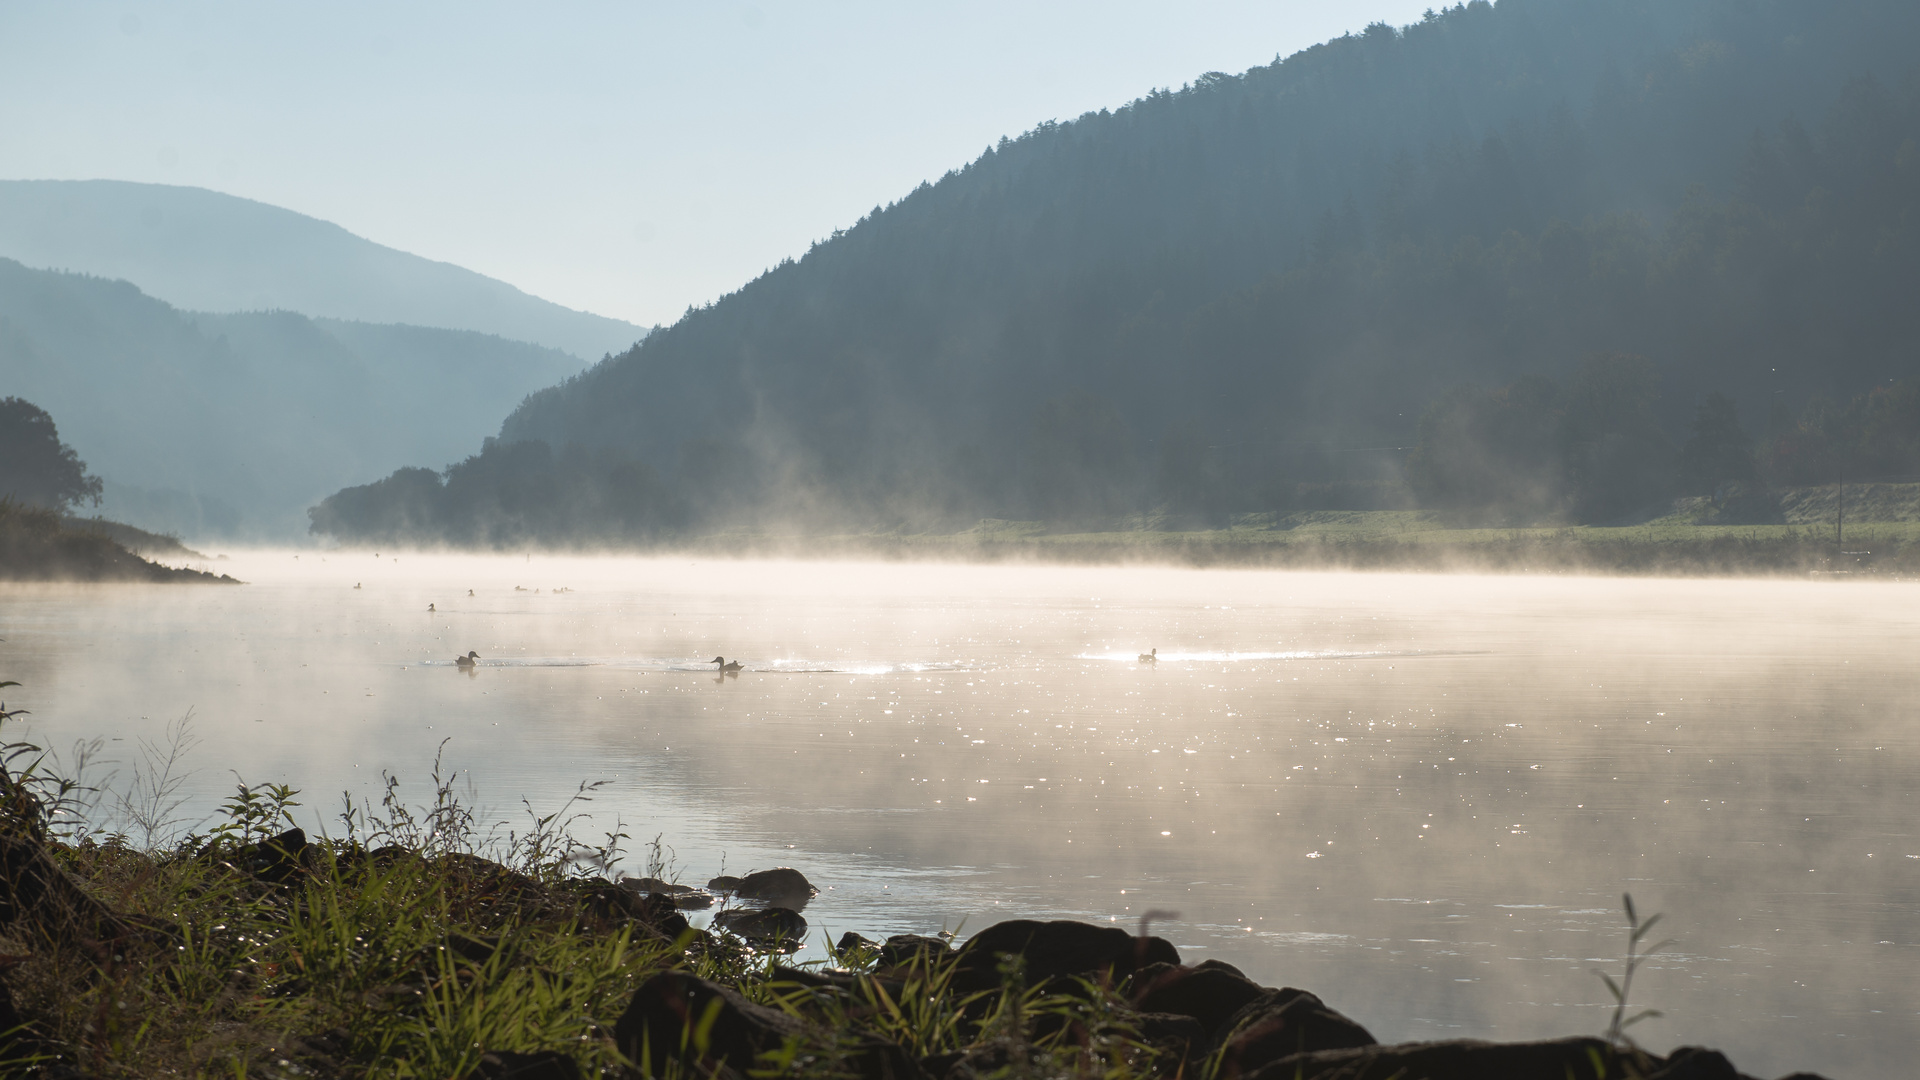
<box><xmin>2</xmin><ymin>554</ymin><xmax>1916</xmax><ymax>1079</ymax></box>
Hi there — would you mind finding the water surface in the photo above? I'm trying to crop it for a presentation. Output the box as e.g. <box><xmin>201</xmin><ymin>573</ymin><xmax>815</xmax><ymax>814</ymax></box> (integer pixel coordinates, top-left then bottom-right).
<box><xmin>3</xmin><ymin>554</ymin><xmax>1915</xmax><ymax>1078</ymax></box>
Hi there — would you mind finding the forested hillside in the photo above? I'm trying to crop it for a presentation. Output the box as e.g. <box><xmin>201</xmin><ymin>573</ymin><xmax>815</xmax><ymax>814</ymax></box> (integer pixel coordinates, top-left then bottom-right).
<box><xmin>312</xmin><ymin>0</ymin><xmax>1920</xmax><ymax>545</ymax></box>
<box><xmin>0</xmin><ymin>260</ymin><xmax>584</xmax><ymax>538</ymax></box>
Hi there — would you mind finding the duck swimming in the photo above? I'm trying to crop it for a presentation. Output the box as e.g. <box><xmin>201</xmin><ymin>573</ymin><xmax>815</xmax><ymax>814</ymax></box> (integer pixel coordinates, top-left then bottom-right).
<box><xmin>455</xmin><ymin>651</ymin><xmax>480</xmax><ymax>669</ymax></box>
<box><xmin>1138</xmin><ymin>648</ymin><xmax>1157</xmax><ymax>663</ymax></box>
<box><xmin>712</xmin><ymin>656</ymin><xmax>744</xmax><ymax>673</ymax></box>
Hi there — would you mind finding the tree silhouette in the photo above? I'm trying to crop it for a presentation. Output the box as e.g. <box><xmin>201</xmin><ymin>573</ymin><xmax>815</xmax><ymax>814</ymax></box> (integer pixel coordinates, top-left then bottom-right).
<box><xmin>0</xmin><ymin>398</ymin><xmax>101</xmax><ymax>511</ymax></box>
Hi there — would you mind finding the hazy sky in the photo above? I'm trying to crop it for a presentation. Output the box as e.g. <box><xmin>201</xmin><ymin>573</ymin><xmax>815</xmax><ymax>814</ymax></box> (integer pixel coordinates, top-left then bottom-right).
<box><xmin>1</xmin><ymin>2</ymin><xmax>1433</xmax><ymax>327</ymax></box>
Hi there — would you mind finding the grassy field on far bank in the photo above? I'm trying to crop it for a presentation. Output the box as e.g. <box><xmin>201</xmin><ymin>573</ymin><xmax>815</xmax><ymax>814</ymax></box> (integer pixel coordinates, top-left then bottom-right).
<box><xmin>687</xmin><ymin>510</ymin><xmax>1920</xmax><ymax>577</ymax></box>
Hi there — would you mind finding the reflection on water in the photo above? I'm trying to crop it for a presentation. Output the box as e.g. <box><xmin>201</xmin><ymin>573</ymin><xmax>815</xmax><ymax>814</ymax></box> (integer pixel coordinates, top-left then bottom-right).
<box><xmin>3</xmin><ymin>554</ymin><xmax>1917</xmax><ymax>1078</ymax></box>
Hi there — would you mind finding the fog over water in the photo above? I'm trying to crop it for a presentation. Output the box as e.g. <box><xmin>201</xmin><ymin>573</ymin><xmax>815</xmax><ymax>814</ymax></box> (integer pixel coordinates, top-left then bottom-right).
<box><xmin>2</xmin><ymin>555</ymin><xmax>1915</xmax><ymax>1078</ymax></box>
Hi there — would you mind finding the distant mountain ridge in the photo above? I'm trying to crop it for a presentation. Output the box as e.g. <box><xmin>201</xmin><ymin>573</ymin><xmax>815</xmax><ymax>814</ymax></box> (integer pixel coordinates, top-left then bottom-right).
<box><xmin>0</xmin><ymin>179</ymin><xmax>646</xmax><ymax>361</ymax></box>
<box><xmin>0</xmin><ymin>258</ymin><xmax>585</xmax><ymax>539</ymax></box>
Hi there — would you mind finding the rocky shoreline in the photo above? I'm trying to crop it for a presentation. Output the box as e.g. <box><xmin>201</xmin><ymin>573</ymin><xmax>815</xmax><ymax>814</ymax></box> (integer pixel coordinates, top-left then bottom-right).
<box><xmin>0</xmin><ymin>816</ymin><xmax>1834</xmax><ymax>1079</ymax></box>
<box><xmin>611</xmin><ymin>865</ymin><xmax>1829</xmax><ymax>1080</ymax></box>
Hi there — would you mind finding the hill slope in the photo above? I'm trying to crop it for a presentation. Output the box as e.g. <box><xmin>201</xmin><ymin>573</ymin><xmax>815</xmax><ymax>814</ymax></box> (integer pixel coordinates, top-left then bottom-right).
<box><xmin>316</xmin><ymin>0</ymin><xmax>1920</xmax><ymax>543</ymax></box>
<box><xmin>0</xmin><ymin>180</ymin><xmax>646</xmax><ymax>361</ymax></box>
<box><xmin>0</xmin><ymin>259</ymin><xmax>585</xmax><ymax>539</ymax></box>
<box><xmin>0</xmin><ymin>502</ymin><xmax>235</xmax><ymax>583</ymax></box>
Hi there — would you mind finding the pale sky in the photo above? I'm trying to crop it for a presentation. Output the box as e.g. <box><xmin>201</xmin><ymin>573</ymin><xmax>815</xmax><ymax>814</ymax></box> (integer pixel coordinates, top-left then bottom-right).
<box><xmin>0</xmin><ymin>1</ymin><xmax>1435</xmax><ymax>327</ymax></box>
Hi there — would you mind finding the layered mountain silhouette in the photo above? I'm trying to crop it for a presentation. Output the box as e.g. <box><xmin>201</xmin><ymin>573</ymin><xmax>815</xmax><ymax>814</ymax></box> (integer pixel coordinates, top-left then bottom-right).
<box><xmin>0</xmin><ymin>258</ymin><xmax>585</xmax><ymax>539</ymax></box>
<box><xmin>0</xmin><ymin>180</ymin><xmax>645</xmax><ymax>361</ymax></box>
<box><xmin>293</xmin><ymin>0</ymin><xmax>1915</xmax><ymax>541</ymax></box>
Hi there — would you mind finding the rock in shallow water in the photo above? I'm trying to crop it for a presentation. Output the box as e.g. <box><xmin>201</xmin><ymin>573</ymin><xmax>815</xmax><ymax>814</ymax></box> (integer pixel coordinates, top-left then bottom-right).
<box><xmin>734</xmin><ymin>866</ymin><xmax>816</xmax><ymax>902</ymax></box>
<box><xmin>713</xmin><ymin>905</ymin><xmax>808</xmax><ymax>945</ymax></box>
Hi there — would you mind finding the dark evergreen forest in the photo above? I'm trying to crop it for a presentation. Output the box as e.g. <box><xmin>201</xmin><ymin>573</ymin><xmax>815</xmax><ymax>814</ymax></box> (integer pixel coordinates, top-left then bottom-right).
<box><xmin>310</xmin><ymin>0</ymin><xmax>1920</xmax><ymax>546</ymax></box>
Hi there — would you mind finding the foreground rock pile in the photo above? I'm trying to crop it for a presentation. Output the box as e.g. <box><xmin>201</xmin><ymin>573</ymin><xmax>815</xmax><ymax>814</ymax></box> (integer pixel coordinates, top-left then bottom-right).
<box><xmin>606</xmin><ymin>917</ymin><xmax>1825</xmax><ymax>1080</ymax></box>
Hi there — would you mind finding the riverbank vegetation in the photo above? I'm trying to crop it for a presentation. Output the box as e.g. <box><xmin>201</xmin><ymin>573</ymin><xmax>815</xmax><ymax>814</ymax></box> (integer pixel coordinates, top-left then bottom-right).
<box><xmin>650</xmin><ymin>516</ymin><xmax>1912</xmax><ymax>577</ymax></box>
<box><xmin>0</xmin><ymin>709</ymin><xmax>1820</xmax><ymax>1079</ymax></box>
<box><xmin>299</xmin><ymin>494</ymin><xmax>1920</xmax><ymax>579</ymax></box>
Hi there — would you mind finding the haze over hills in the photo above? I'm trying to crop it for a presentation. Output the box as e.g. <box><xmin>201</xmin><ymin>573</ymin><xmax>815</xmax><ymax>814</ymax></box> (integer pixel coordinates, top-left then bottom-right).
<box><xmin>0</xmin><ymin>258</ymin><xmax>584</xmax><ymax>539</ymax></box>
<box><xmin>311</xmin><ymin>0</ymin><xmax>1920</xmax><ymax>546</ymax></box>
<box><xmin>0</xmin><ymin>180</ymin><xmax>648</xmax><ymax>361</ymax></box>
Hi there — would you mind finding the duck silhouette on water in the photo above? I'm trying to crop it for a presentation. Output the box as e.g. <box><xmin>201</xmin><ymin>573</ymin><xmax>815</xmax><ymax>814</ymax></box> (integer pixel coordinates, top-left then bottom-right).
<box><xmin>1138</xmin><ymin>648</ymin><xmax>1157</xmax><ymax>663</ymax></box>
<box><xmin>712</xmin><ymin>656</ymin><xmax>744</xmax><ymax>675</ymax></box>
<box><xmin>454</xmin><ymin>651</ymin><xmax>480</xmax><ymax>670</ymax></box>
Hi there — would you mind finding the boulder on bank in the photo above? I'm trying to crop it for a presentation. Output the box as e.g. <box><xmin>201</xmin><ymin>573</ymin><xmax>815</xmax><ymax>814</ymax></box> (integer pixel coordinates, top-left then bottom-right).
<box><xmin>1125</xmin><ymin>961</ymin><xmax>1267</xmax><ymax>1038</ymax></box>
<box><xmin>878</xmin><ymin>933</ymin><xmax>953</xmax><ymax>969</ymax></box>
<box><xmin>1242</xmin><ymin>1036</ymin><xmax>1672</xmax><ymax>1080</ymax></box>
<box><xmin>615</xmin><ymin>972</ymin><xmax>806</xmax><ymax>1076</ymax></box>
<box><xmin>836</xmin><ymin>930</ymin><xmax>879</xmax><ymax>955</ymax></box>
<box><xmin>231</xmin><ymin>826</ymin><xmax>312</xmax><ymax>883</ymax></box>
<box><xmin>466</xmin><ymin>1049</ymin><xmax>582</xmax><ymax>1080</ymax></box>
<box><xmin>1215</xmin><ymin>987</ymin><xmax>1377</xmax><ymax>1074</ymax></box>
<box><xmin>954</xmin><ymin>919</ymin><xmax>1179</xmax><ymax>991</ymax></box>
<box><xmin>612</xmin><ymin>970</ymin><xmax>924</xmax><ymax>1078</ymax></box>
<box><xmin>1193</xmin><ymin>957</ymin><xmax>1249</xmax><ymax>978</ymax></box>
<box><xmin>1129</xmin><ymin>1011</ymin><xmax>1211</xmax><ymax>1074</ymax></box>
<box><xmin>0</xmin><ymin>830</ymin><xmax>137</xmax><ymax>947</ymax></box>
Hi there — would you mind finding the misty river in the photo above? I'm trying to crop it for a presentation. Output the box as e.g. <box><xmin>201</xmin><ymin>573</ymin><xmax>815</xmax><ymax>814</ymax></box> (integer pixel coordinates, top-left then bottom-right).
<box><xmin>2</xmin><ymin>555</ymin><xmax>1915</xmax><ymax>1077</ymax></box>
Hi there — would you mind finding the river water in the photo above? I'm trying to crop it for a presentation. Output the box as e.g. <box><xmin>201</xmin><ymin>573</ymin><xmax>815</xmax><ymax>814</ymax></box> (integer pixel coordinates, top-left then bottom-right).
<box><xmin>1</xmin><ymin>553</ymin><xmax>1914</xmax><ymax>1077</ymax></box>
